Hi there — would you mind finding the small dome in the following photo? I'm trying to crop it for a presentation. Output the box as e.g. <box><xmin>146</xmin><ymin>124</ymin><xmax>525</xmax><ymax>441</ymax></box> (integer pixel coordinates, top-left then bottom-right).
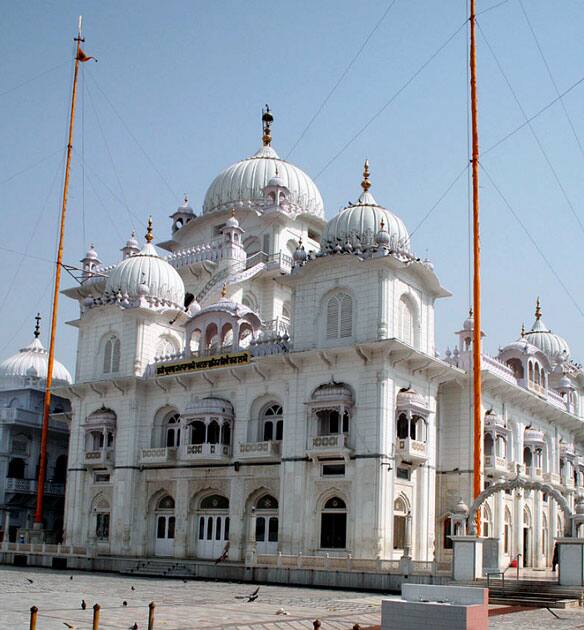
<box><xmin>321</xmin><ymin>161</ymin><xmax>411</xmax><ymax>253</ymax></box>
<box><xmin>84</xmin><ymin>243</ymin><xmax>99</xmax><ymax>261</ymax></box>
<box><xmin>454</xmin><ymin>498</ymin><xmax>469</xmax><ymax>516</ymax></box>
<box><xmin>559</xmin><ymin>375</ymin><xmax>573</xmax><ymax>390</ymax></box>
<box><xmin>125</xmin><ymin>231</ymin><xmax>139</xmax><ymax>250</ymax></box>
<box><xmin>202</xmin><ymin>110</ymin><xmax>324</xmax><ymax>218</ymax></box>
<box><xmin>293</xmin><ymin>239</ymin><xmax>308</xmax><ymax>264</ymax></box>
<box><xmin>224</xmin><ymin>211</ymin><xmax>240</xmax><ymax>229</ymax></box>
<box><xmin>0</xmin><ymin>336</ymin><xmax>72</xmax><ymax>390</ymax></box>
<box><xmin>106</xmin><ymin>218</ymin><xmax>185</xmax><ymax>307</ymax></box>
<box><xmin>524</xmin><ymin>298</ymin><xmax>570</xmax><ymax>363</ymax></box>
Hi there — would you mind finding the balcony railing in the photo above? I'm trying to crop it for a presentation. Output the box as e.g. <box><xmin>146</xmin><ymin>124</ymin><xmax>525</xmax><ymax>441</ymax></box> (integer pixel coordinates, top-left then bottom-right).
<box><xmin>183</xmin><ymin>443</ymin><xmax>230</xmax><ymax>460</ymax></box>
<box><xmin>307</xmin><ymin>433</ymin><xmax>351</xmax><ymax>458</ymax></box>
<box><xmin>396</xmin><ymin>437</ymin><xmax>428</xmax><ymax>464</ymax></box>
<box><xmin>543</xmin><ymin>472</ymin><xmax>561</xmax><ymax>486</ymax></box>
<box><xmin>527</xmin><ymin>466</ymin><xmax>543</xmax><ymax>480</ymax></box>
<box><xmin>484</xmin><ymin>455</ymin><xmax>508</xmax><ymax>476</ymax></box>
<box><xmin>238</xmin><ymin>440</ymin><xmax>281</xmax><ymax>460</ymax></box>
<box><xmin>140</xmin><ymin>447</ymin><xmax>177</xmax><ymax>465</ymax></box>
<box><xmin>84</xmin><ymin>448</ymin><xmax>113</xmax><ymax>465</ymax></box>
<box><xmin>5</xmin><ymin>478</ymin><xmax>65</xmax><ymax>494</ymax></box>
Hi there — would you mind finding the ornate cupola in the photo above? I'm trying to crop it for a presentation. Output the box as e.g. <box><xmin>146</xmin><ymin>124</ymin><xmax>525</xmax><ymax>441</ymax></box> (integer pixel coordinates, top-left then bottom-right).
<box><xmin>263</xmin><ymin>164</ymin><xmax>290</xmax><ymax>213</ymax></box>
<box><xmin>171</xmin><ymin>195</ymin><xmax>195</xmax><ymax>233</ymax></box>
<box><xmin>523</xmin><ymin>297</ymin><xmax>570</xmax><ymax>365</ymax></box>
<box><xmin>81</xmin><ymin>243</ymin><xmax>101</xmax><ymax>280</ymax></box>
<box><xmin>220</xmin><ymin>209</ymin><xmax>246</xmax><ymax>269</ymax></box>
<box><xmin>121</xmin><ymin>230</ymin><xmax>140</xmax><ymax>259</ymax></box>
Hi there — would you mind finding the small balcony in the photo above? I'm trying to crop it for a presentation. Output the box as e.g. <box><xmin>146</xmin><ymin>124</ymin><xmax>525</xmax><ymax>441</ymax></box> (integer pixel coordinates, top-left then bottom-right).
<box><xmin>5</xmin><ymin>478</ymin><xmax>65</xmax><ymax>495</ymax></box>
<box><xmin>237</xmin><ymin>440</ymin><xmax>281</xmax><ymax>461</ymax></box>
<box><xmin>396</xmin><ymin>437</ymin><xmax>428</xmax><ymax>464</ymax></box>
<box><xmin>484</xmin><ymin>455</ymin><xmax>508</xmax><ymax>476</ymax></box>
<box><xmin>140</xmin><ymin>447</ymin><xmax>177</xmax><ymax>465</ymax></box>
<box><xmin>307</xmin><ymin>433</ymin><xmax>352</xmax><ymax>460</ymax></box>
<box><xmin>562</xmin><ymin>475</ymin><xmax>576</xmax><ymax>490</ymax></box>
<box><xmin>182</xmin><ymin>443</ymin><xmax>230</xmax><ymax>461</ymax></box>
<box><xmin>527</xmin><ymin>466</ymin><xmax>543</xmax><ymax>480</ymax></box>
<box><xmin>84</xmin><ymin>448</ymin><xmax>113</xmax><ymax>466</ymax></box>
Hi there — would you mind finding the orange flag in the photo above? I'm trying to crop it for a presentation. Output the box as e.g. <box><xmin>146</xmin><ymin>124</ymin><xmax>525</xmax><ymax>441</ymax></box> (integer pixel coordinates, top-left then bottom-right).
<box><xmin>77</xmin><ymin>48</ymin><xmax>97</xmax><ymax>63</ymax></box>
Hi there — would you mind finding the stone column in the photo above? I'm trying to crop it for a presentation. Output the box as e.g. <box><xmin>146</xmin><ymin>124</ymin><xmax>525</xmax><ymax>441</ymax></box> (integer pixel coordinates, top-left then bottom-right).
<box><xmin>514</xmin><ymin>489</ymin><xmax>524</xmax><ymax>566</ymax></box>
<box><xmin>415</xmin><ymin>464</ymin><xmax>429</xmax><ymax>560</ymax></box>
<box><xmin>534</xmin><ymin>490</ymin><xmax>543</xmax><ymax>568</ymax></box>
<box><xmin>174</xmin><ymin>477</ymin><xmax>189</xmax><ymax>558</ymax></box>
<box><xmin>496</xmin><ymin>490</ymin><xmax>504</xmax><ymax>568</ymax></box>
<box><xmin>245</xmin><ymin>507</ymin><xmax>257</xmax><ymax>565</ymax></box>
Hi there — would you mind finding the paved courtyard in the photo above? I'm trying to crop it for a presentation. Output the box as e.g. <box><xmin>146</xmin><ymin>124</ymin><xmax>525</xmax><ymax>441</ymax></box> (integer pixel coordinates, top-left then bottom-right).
<box><xmin>2</xmin><ymin>566</ymin><xmax>584</xmax><ymax>629</ymax></box>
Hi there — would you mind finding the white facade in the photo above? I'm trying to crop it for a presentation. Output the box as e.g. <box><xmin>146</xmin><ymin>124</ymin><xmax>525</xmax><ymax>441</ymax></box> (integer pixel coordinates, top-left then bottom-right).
<box><xmin>57</xmin><ymin>114</ymin><xmax>584</xmax><ymax>571</ymax></box>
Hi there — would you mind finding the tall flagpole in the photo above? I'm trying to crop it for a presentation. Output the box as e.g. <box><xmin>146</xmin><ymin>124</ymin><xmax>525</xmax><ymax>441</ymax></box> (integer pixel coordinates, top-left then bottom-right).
<box><xmin>469</xmin><ymin>0</ymin><xmax>482</xmax><ymax>535</ymax></box>
<box><xmin>34</xmin><ymin>17</ymin><xmax>84</xmax><ymax>526</ymax></box>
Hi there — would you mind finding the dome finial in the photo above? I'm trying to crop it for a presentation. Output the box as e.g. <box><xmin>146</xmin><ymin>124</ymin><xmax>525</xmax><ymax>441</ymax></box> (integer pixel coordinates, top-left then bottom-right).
<box><xmin>231</xmin><ymin>207</ymin><xmax>236</xmax><ymax>218</ymax></box>
<box><xmin>145</xmin><ymin>216</ymin><xmax>153</xmax><ymax>243</ymax></box>
<box><xmin>361</xmin><ymin>159</ymin><xmax>371</xmax><ymax>192</ymax></box>
<box><xmin>469</xmin><ymin>307</ymin><xmax>473</xmax><ymax>318</ymax></box>
<box><xmin>262</xmin><ymin>105</ymin><xmax>273</xmax><ymax>146</ymax></box>
<box><xmin>34</xmin><ymin>313</ymin><xmax>41</xmax><ymax>339</ymax></box>
<box><xmin>521</xmin><ymin>322</ymin><xmax>525</xmax><ymax>337</ymax></box>
<box><xmin>535</xmin><ymin>296</ymin><xmax>542</xmax><ymax>320</ymax></box>
<box><xmin>221</xmin><ymin>283</ymin><xmax>228</xmax><ymax>299</ymax></box>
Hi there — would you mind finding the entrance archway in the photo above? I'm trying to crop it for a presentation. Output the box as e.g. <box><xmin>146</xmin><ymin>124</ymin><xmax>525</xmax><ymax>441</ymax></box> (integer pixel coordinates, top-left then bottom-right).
<box><xmin>467</xmin><ymin>476</ymin><xmax>574</xmax><ymax>537</ymax></box>
<box><xmin>196</xmin><ymin>494</ymin><xmax>229</xmax><ymax>560</ymax></box>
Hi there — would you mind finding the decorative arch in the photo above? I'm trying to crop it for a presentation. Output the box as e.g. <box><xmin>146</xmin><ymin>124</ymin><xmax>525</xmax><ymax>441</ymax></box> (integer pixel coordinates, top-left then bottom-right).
<box><xmin>155</xmin><ymin>334</ymin><xmax>180</xmax><ymax>358</ymax></box>
<box><xmin>100</xmin><ymin>332</ymin><xmax>121</xmax><ymax>374</ymax></box>
<box><xmin>147</xmin><ymin>487</ymin><xmax>174</xmax><ymax>513</ymax></box>
<box><xmin>468</xmin><ymin>477</ymin><xmax>573</xmax><ymax>536</ymax></box>
<box><xmin>322</xmin><ymin>289</ymin><xmax>353</xmax><ymax>341</ymax></box>
<box><xmin>152</xmin><ymin>405</ymin><xmax>180</xmax><ymax>448</ymax></box>
<box><xmin>397</xmin><ymin>292</ymin><xmax>420</xmax><ymax>348</ymax></box>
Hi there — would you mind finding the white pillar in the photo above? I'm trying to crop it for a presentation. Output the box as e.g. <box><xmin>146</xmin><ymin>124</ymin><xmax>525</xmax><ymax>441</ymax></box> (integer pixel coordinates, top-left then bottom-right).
<box><xmin>534</xmin><ymin>491</ymin><xmax>543</xmax><ymax>568</ymax></box>
<box><xmin>514</xmin><ymin>489</ymin><xmax>524</xmax><ymax>566</ymax></box>
<box><xmin>496</xmin><ymin>491</ymin><xmax>504</xmax><ymax>568</ymax></box>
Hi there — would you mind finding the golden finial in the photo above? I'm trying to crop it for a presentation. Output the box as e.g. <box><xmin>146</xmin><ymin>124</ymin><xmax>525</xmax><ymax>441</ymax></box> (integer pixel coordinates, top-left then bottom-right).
<box><xmin>34</xmin><ymin>313</ymin><xmax>41</xmax><ymax>339</ymax></box>
<box><xmin>521</xmin><ymin>322</ymin><xmax>526</xmax><ymax>337</ymax></box>
<box><xmin>221</xmin><ymin>283</ymin><xmax>227</xmax><ymax>299</ymax></box>
<box><xmin>231</xmin><ymin>208</ymin><xmax>236</xmax><ymax>218</ymax></box>
<box><xmin>469</xmin><ymin>307</ymin><xmax>473</xmax><ymax>317</ymax></box>
<box><xmin>145</xmin><ymin>216</ymin><xmax>153</xmax><ymax>243</ymax></box>
<box><xmin>535</xmin><ymin>296</ymin><xmax>542</xmax><ymax>320</ymax></box>
<box><xmin>262</xmin><ymin>105</ymin><xmax>273</xmax><ymax>146</ymax></box>
<box><xmin>361</xmin><ymin>159</ymin><xmax>371</xmax><ymax>192</ymax></box>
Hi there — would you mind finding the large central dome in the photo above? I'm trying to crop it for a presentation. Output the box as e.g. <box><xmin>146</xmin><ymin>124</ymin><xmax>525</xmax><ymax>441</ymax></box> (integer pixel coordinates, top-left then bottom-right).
<box><xmin>202</xmin><ymin>110</ymin><xmax>324</xmax><ymax>219</ymax></box>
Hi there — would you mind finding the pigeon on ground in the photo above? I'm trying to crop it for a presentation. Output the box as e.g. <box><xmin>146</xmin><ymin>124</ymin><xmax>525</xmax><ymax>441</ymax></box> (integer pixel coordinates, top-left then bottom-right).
<box><xmin>122</xmin><ymin>601</ymin><xmax>128</xmax><ymax>607</ymax></box>
<box><xmin>63</xmin><ymin>623</ymin><xmax>76</xmax><ymax>629</ymax></box>
<box><xmin>129</xmin><ymin>624</ymin><xmax>138</xmax><ymax>630</ymax></box>
<box><xmin>131</xmin><ymin>586</ymin><xmax>135</xmax><ymax>591</ymax></box>
<box><xmin>69</xmin><ymin>576</ymin><xmax>73</xmax><ymax>580</ymax></box>
<box><xmin>235</xmin><ymin>586</ymin><xmax>260</xmax><ymax>602</ymax></box>
<box><xmin>26</xmin><ymin>578</ymin><xmax>34</xmax><ymax>584</ymax></box>
<box><xmin>275</xmin><ymin>608</ymin><xmax>289</xmax><ymax>615</ymax></box>
<box><xmin>81</xmin><ymin>600</ymin><xmax>86</xmax><ymax>610</ymax></box>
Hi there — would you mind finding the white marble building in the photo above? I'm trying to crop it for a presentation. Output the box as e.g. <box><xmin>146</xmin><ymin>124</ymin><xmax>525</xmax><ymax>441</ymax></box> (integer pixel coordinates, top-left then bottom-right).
<box><xmin>0</xmin><ymin>317</ymin><xmax>72</xmax><ymax>543</ymax></box>
<box><xmin>57</xmin><ymin>111</ymin><xmax>584</xmax><ymax>571</ymax></box>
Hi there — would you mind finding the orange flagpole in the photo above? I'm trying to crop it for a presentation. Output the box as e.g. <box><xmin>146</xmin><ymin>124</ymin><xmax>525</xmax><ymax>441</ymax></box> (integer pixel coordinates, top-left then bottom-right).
<box><xmin>470</xmin><ymin>0</ymin><xmax>482</xmax><ymax>535</ymax></box>
<box><xmin>34</xmin><ymin>18</ymin><xmax>84</xmax><ymax>525</ymax></box>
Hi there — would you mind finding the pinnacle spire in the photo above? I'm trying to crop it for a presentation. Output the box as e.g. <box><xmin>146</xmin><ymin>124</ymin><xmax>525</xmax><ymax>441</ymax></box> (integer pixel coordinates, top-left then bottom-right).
<box><xmin>361</xmin><ymin>159</ymin><xmax>371</xmax><ymax>193</ymax></box>
<box><xmin>145</xmin><ymin>216</ymin><xmax>153</xmax><ymax>243</ymax></box>
<box><xmin>34</xmin><ymin>313</ymin><xmax>41</xmax><ymax>339</ymax></box>
<box><xmin>262</xmin><ymin>105</ymin><xmax>273</xmax><ymax>146</ymax></box>
<box><xmin>535</xmin><ymin>296</ymin><xmax>542</xmax><ymax>321</ymax></box>
<box><xmin>521</xmin><ymin>322</ymin><xmax>525</xmax><ymax>338</ymax></box>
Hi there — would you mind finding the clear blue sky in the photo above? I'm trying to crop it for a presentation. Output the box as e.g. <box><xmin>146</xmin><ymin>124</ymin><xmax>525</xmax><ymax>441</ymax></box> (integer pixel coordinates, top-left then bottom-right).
<box><xmin>1</xmin><ymin>0</ymin><xmax>584</xmax><ymax>373</ymax></box>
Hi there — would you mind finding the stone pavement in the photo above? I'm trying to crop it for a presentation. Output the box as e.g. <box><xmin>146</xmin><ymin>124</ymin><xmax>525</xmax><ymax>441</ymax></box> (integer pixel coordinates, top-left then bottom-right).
<box><xmin>2</xmin><ymin>566</ymin><xmax>584</xmax><ymax>629</ymax></box>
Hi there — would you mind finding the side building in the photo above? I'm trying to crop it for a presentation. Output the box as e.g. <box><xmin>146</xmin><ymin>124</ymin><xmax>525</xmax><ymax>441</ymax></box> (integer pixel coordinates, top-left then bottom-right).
<box><xmin>0</xmin><ymin>317</ymin><xmax>72</xmax><ymax>543</ymax></box>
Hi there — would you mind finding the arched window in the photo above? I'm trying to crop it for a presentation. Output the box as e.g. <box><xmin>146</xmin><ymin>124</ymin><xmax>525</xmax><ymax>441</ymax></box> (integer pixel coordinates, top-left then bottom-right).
<box><xmin>197</xmin><ymin>495</ymin><xmax>229</xmax><ymax>558</ymax></box>
<box><xmin>156</xmin><ymin>336</ymin><xmax>178</xmax><ymax>358</ymax></box>
<box><xmin>201</xmin><ymin>494</ymin><xmax>229</xmax><ymax>509</ymax></box>
<box><xmin>321</xmin><ymin>497</ymin><xmax>347</xmax><ymax>549</ymax></box>
<box><xmin>262</xmin><ymin>404</ymin><xmax>283</xmax><ymax>441</ymax></box>
<box><xmin>506</xmin><ymin>358</ymin><xmax>524</xmax><ymax>379</ymax></box>
<box><xmin>398</xmin><ymin>297</ymin><xmax>415</xmax><ymax>346</ymax></box>
<box><xmin>53</xmin><ymin>454</ymin><xmax>68</xmax><ymax>484</ymax></box>
<box><xmin>326</xmin><ymin>293</ymin><xmax>353</xmax><ymax>340</ymax></box>
<box><xmin>397</xmin><ymin>413</ymin><xmax>408</xmax><ymax>439</ymax></box>
<box><xmin>443</xmin><ymin>517</ymin><xmax>453</xmax><ymax>549</ymax></box>
<box><xmin>482</xmin><ymin>504</ymin><xmax>492</xmax><ymax>537</ymax></box>
<box><xmin>393</xmin><ymin>497</ymin><xmax>407</xmax><ymax>550</ymax></box>
<box><xmin>103</xmin><ymin>335</ymin><xmax>121</xmax><ymax>374</ymax></box>
<box><xmin>523</xmin><ymin>447</ymin><xmax>532</xmax><ymax>468</ymax></box>
<box><xmin>165</xmin><ymin>413</ymin><xmax>181</xmax><ymax>448</ymax></box>
<box><xmin>158</xmin><ymin>495</ymin><xmax>175</xmax><ymax>510</ymax></box>
<box><xmin>7</xmin><ymin>457</ymin><xmax>25</xmax><ymax>479</ymax></box>
<box><xmin>528</xmin><ymin>361</ymin><xmax>534</xmax><ymax>382</ymax></box>
<box><xmin>504</xmin><ymin>508</ymin><xmax>512</xmax><ymax>554</ymax></box>
<box><xmin>484</xmin><ymin>433</ymin><xmax>494</xmax><ymax>457</ymax></box>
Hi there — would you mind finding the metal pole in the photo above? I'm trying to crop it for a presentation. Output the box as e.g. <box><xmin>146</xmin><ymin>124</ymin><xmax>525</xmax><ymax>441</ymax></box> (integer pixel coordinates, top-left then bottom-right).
<box><xmin>148</xmin><ymin>601</ymin><xmax>156</xmax><ymax>629</ymax></box>
<box><xmin>29</xmin><ymin>606</ymin><xmax>38</xmax><ymax>630</ymax></box>
<box><xmin>469</xmin><ymin>0</ymin><xmax>482</xmax><ymax>536</ymax></box>
<box><xmin>34</xmin><ymin>19</ymin><xmax>84</xmax><ymax>525</ymax></box>
<box><xmin>92</xmin><ymin>603</ymin><xmax>100</xmax><ymax>630</ymax></box>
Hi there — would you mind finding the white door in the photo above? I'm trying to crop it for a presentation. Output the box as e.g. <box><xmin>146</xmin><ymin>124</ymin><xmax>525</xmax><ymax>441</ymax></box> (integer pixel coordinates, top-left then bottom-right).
<box><xmin>196</xmin><ymin>513</ymin><xmax>229</xmax><ymax>559</ymax></box>
<box><xmin>256</xmin><ymin>515</ymin><xmax>278</xmax><ymax>554</ymax></box>
<box><xmin>155</xmin><ymin>514</ymin><xmax>175</xmax><ymax>556</ymax></box>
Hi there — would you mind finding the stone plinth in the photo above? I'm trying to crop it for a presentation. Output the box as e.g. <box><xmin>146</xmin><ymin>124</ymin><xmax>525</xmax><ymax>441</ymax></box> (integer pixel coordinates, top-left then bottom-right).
<box><xmin>451</xmin><ymin>536</ymin><xmax>484</xmax><ymax>581</ymax></box>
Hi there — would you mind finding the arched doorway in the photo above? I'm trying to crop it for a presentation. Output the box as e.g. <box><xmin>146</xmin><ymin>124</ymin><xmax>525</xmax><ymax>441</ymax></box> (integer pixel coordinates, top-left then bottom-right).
<box><xmin>255</xmin><ymin>494</ymin><xmax>278</xmax><ymax>554</ymax></box>
<box><xmin>7</xmin><ymin>458</ymin><xmax>25</xmax><ymax>479</ymax></box>
<box><xmin>523</xmin><ymin>506</ymin><xmax>532</xmax><ymax>567</ymax></box>
<box><xmin>196</xmin><ymin>494</ymin><xmax>229</xmax><ymax>559</ymax></box>
<box><xmin>154</xmin><ymin>495</ymin><xmax>175</xmax><ymax>556</ymax></box>
<box><xmin>320</xmin><ymin>496</ymin><xmax>347</xmax><ymax>549</ymax></box>
<box><xmin>53</xmin><ymin>454</ymin><xmax>67</xmax><ymax>484</ymax></box>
